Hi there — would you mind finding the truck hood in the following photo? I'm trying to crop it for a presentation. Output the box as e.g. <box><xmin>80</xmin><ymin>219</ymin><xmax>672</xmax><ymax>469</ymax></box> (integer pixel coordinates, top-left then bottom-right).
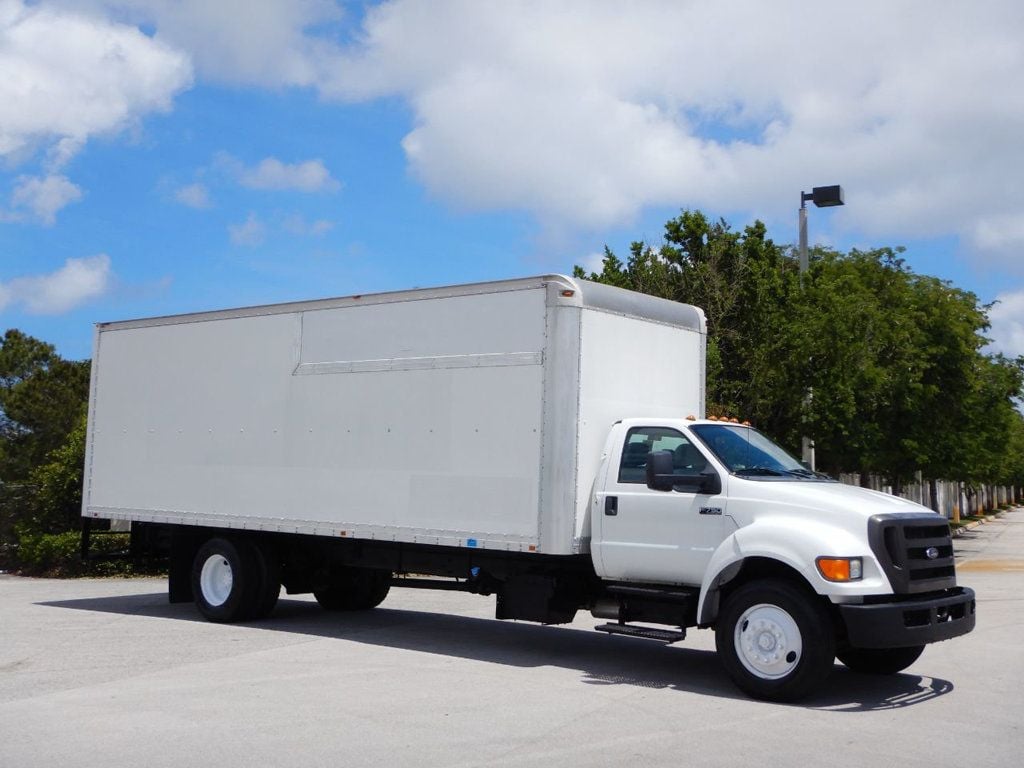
<box><xmin>728</xmin><ymin>476</ymin><xmax>935</xmax><ymax>521</ymax></box>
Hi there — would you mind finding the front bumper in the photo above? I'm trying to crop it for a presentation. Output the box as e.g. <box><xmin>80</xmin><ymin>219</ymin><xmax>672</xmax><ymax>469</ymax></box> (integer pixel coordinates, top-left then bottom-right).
<box><xmin>838</xmin><ymin>587</ymin><xmax>976</xmax><ymax>649</ymax></box>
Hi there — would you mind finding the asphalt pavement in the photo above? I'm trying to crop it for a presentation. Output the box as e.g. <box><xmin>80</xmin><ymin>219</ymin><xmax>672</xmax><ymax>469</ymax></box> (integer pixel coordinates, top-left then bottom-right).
<box><xmin>1</xmin><ymin>511</ymin><xmax>1022</xmax><ymax>768</ymax></box>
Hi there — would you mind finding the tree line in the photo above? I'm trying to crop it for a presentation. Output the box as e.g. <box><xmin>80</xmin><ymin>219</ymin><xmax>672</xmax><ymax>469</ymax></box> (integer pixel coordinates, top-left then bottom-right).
<box><xmin>574</xmin><ymin>210</ymin><xmax>1024</xmax><ymax>496</ymax></box>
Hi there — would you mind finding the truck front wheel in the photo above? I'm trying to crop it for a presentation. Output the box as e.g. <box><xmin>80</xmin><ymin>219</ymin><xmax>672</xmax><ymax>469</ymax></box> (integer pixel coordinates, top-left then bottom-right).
<box><xmin>837</xmin><ymin>645</ymin><xmax>924</xmax><ymax>675</ymax></box>
<box><xmin>715</xmin><ymin>579</ymin><xmax>836</xmax><ymax>702</ymax></box>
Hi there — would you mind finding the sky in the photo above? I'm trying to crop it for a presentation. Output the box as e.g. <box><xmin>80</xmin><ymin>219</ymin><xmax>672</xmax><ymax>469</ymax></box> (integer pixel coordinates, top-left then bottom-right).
<box><xmin>2</xmin><ymin>0</ymin><xmax>1024</xmax><ymax>362</ymax></box>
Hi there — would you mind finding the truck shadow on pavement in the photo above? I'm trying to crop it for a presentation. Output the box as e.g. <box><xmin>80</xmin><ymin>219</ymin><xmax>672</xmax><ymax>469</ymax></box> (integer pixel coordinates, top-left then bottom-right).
<box><xmin>39</xmin><ymin>592</ymin><xmax>953</xmax><ymax>711</ymax></box>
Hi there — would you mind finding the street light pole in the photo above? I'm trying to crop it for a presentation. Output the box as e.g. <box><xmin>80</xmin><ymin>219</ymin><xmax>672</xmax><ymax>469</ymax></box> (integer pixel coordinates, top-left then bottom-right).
<box><xmin>798</xmin><ymin>185</ymin><xmax>844</xmax><ymax>471</ymax></box>
<box><xmin>799</xmin><ymin>202</ymin><xmax>809</xmax><ymax>275</ymax></box>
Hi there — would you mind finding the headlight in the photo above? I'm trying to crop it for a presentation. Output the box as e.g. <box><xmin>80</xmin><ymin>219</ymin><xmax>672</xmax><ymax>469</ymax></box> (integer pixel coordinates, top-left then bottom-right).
<box><xmin>816</xmin><ymin>556</ymin><xmax>863</xmax><ymax>582</ymax></box>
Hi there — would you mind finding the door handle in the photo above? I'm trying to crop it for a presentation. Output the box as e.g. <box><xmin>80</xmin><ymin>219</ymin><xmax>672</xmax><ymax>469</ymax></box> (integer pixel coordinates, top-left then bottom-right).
<box><xmin>605</xmin><ymin>496</ymin><xmax>618</xmax><ymax>516</ymax></box>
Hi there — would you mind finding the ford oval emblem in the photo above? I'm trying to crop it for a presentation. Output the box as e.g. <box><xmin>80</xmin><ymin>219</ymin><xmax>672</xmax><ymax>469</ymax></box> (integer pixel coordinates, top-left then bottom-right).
<box><xmin>925</xmin><ymin>546</ymin><xmax>940</xmax><ymax>560</ymax></box>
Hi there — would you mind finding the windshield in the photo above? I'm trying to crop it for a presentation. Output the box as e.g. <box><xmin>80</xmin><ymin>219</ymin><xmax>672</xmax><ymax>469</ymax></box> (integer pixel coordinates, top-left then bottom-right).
<box><xmin>690</xmin><ymin>424</ymin><xmax>815</xmax><ymax>478</ymax></box>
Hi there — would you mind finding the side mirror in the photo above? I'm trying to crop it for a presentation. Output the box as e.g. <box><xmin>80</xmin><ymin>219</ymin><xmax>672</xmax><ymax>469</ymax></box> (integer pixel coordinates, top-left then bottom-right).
<box><xmin>646</xmin><ymin>450</ymin><xmax>675</xmax><ymax>491</ymax></box>
<box><xmin>646</xmin><ymin>450</ymin><xmax>722</xmax><ymax>494</ymax></box>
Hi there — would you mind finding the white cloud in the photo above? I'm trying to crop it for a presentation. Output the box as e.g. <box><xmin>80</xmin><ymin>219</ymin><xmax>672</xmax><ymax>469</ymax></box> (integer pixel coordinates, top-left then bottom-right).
<box><xmin>19</xmin><ymin>1</ymin><xmax>1024</xmax><ymax>271</ymax></box>
<box><xmin>0</xmin><ymin>1</ymin><xmax>192</xmax><ymax>166</ymax></box>
<box><xmin>9</xmin><ymin>174</ymin><xmax>83</xmax><ymax>225</ymax></box>
<box><xmin>175</xmin><ymin>182</ymin><xmax>211</xmax><ymax>209</ymax></box>
<box><xmin>228</xmin><ymin>212</ymin><xmax>267</xmax><ymax>246</ymax></box>
<box><xmin>227</xmin><ymin>211</ymin><xmax>335</xmax><ymax>243</ymax></box>
<box><xmin>282</xmin><ymin>213</ymin><xmax>335</xmax><ymax>236</ymax></box>
<box><xmin>971</xmin><ymin>214</ymin><xmax>1024</xmax><ymax>257</ymax></box>
<box><xmin>310</xmin><ymin>0</ymin><xmax>1024</xmax><ymax>261</ymax></box>
<box><xmin>237</xmin><ymin>157</ymin><xmax>340</xmax><ymax>193</ymax></box>
<box><xmin>68</xmin><ymin>0</ymin><xmax>345</xmax><ymax>88</ymax></box>
<box><xmin>576</xmin><ymin>252</ymin><xmax>607</xmax><ymax>277</ymax></box>
<box><xmin>987</xmin><ymin>290</ymin><xmax>1024</xmax><ymax>358</ymax></box>
<box><xmin>0</xmin><ymin>254</ymin><xmax>112</xmax><ymax>314</ymax></box>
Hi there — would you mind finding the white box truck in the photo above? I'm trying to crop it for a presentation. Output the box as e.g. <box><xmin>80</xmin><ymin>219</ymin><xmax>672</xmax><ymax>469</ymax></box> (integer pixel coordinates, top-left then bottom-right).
<box><xmin>83</xmin><ymin>275</ymin><xmax>974</xmax><ymax>701</ymax></box>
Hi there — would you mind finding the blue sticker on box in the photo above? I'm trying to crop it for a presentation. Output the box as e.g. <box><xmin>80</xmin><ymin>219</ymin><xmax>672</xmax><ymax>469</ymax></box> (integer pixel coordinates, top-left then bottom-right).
<box><xmin>466</xmin><ymin>538</ymin><xmax>478</xmax><ymax>547</ymax></box>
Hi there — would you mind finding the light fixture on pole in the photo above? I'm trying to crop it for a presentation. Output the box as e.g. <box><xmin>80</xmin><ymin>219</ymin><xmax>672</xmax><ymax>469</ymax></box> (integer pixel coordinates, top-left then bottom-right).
<box><xmin>798</xmin><ymin>184</ymin><xmax>844</xmax><ymax>470</ymax></box>
<box><xmin>799</xmin><ymin>185</ymin><xmax>844</xmax><ymax>273</ymax></box>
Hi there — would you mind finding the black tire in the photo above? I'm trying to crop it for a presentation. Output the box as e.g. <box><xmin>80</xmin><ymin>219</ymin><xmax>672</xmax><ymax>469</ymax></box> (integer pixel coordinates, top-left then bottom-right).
<box><xmin>837</xmin><ymin>645</ymin><xmax>924</xmax><ymax>675</ymax></box>
<box><xmin>248</xmin><ymin>539</ymin><xmax>281</xmax><ymax>620</ymax></box>
<box><xmin>715</xmin><ymin>578</ymin><xmax>836</xmax><ymax>702</ymax></box>
<box><xmin>314</xmin><ymin>567</ymin><xmax>391</xmax><ymax>611</ymax></box>
<box><xmin>191</xmin><ymin>537</ymin><xmax>261</xmax><ymax>623</ymax></box>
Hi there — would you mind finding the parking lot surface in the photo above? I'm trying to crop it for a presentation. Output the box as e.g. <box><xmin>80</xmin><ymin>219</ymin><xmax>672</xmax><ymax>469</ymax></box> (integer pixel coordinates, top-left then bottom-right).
<box><xmin>2</xmin><ymin>512</ymin><xmax>1022</xmax><ymax>768</ymax></box>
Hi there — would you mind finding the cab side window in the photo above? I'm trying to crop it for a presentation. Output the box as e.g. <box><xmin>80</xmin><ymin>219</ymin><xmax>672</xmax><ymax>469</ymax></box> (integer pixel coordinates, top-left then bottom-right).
<box><xmin>617</xmin><ymin>427</ymin><xmax>704</xmax><ymax>484</ymax></box>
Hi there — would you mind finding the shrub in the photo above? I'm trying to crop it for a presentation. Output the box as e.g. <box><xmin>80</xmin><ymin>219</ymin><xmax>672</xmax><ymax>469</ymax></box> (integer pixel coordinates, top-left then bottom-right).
<box><xmin>14</xmin><ymin>529</ymin><xmax>83</xmax><ymax>575</ymax></box>
<box><xmin>13</xmin><ymin>528</ymin><xmax>137</xmax><ymax>577</ymax></box>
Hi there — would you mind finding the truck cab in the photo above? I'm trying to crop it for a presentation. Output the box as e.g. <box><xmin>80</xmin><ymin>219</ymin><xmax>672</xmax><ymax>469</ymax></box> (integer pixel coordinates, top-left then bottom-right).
<box><xmin>589</xmin><ymin>417</ymin><xmax>976</xmax><ymax>700</ymax></box>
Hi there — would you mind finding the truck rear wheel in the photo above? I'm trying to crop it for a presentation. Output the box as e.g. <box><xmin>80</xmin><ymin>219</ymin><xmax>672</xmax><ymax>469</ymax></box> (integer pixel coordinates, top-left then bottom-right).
<box><xmin>314</xmin><ymin>567</ymin><xmax>391</xmax><ymax>611</ymax></box>
<box><xmin>248</xmin><ymin>540</ymin><xmax>281</xmax><ymax>620</ymax></box>
<box><xmin>192</xmin><ymin>537</ymin><xmax>261</xmax><ymax>623</ymax></box>
<box><xmin>837</xmin><ymin>645</ymin><xmax>924</xmax><ymax>675</ymax></box>
<box><xmin>715</xmin><ymin>579</ymin><xmax>835</xmax><ymax>702</ymax></box>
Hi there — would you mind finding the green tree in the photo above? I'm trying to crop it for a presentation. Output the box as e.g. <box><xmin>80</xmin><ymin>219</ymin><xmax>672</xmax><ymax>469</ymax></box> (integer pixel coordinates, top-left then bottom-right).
<box><xmin>0</xmin><ymin>330</ymin><xmax>91</xmax><ymax>566</ymax></box>
<box><xmin>957</xmin><ymin>354</ymin><xmax>1024</xmax><ymax>485</ymax></box>
<box><xmin>796</xmin><ymin>248</ymin><xmax>928</xmax><ymax>481</ymax></box>
<box><xmin>997</xmin><ymin>411</ymin><xmax>1024</xmax><ymax>493</ymax></box>
<box><xmin>0</xmin><ymin>330</ymin><xmax>90</xmax><ymax>482</ymax></box>
<box><xmin>25</xmin><ymin>410</ymin><xmax>88</xmax><ymax>534</ymax></box>
<box><xmin>797</xmin><ymin>248</ymin><xmax>1020</xmax><ymax>489</ymax></box>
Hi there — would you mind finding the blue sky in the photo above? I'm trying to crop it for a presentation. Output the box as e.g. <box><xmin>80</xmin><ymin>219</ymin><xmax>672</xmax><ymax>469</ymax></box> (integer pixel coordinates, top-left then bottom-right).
<box><xmin>2</xmin><ymin>1</ymin><xmax>1024</xmax><ymax>361</ymax></box>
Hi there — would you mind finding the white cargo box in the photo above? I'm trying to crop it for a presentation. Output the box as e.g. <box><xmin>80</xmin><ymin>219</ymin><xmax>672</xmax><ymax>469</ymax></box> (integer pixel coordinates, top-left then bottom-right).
<box><xmin>83</xmin><ymin>275</ymin><xmax>705</xmax><ymax>555</ymax></box>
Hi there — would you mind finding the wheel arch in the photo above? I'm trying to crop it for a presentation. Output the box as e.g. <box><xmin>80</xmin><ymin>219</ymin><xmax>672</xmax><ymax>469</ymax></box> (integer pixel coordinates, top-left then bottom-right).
<box><xmin>699</xmin><ymin>555</ymin><xmax>821</xmax><ymax>627</ymax></box>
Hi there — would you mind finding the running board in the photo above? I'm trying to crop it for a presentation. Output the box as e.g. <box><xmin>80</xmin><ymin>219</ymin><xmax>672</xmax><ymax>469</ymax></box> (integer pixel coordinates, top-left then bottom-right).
<box><xmin>390</xmin><ymin>577</ymin><xmax>475</xmax><ymax>591</ymax></box>
<box><xmin>606</xmin><ymin>584</ymin><xmax>697</xmax><ymax>604</ymax></box>
<box><xmin>595</xmin><ymin>623</ymin><xmax>686</xmax><ymax>644</ymax></box>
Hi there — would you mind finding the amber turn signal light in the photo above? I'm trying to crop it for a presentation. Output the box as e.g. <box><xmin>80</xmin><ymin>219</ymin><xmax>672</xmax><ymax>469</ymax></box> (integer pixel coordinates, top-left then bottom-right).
<box><xmin>816</xmin><ymin>557</ymin><xmax>863</xmax><ymax>582</ymax></box>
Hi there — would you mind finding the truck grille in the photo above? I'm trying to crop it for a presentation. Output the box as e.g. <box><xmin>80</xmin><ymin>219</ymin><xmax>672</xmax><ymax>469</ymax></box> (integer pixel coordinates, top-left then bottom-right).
<box><xmin>868</xmin><ymin>513</ymin><xmax>957</xmax><ymax>594</ymax></box>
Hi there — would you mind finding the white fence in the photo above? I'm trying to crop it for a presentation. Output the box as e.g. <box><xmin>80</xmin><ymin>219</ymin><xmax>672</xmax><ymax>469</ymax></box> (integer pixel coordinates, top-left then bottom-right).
<box><xmin>836</xmin><ymin>472</ymin><xmax>1017</xmax><ymax>520</ymax></box>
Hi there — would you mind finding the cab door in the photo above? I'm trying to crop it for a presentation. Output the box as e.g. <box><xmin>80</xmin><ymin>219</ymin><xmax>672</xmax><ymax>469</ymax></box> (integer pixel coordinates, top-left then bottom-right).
<box><xmin>593</xmin><ymin>425</ymin><xmax>730</xmax><ymax>586</ymax></box>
